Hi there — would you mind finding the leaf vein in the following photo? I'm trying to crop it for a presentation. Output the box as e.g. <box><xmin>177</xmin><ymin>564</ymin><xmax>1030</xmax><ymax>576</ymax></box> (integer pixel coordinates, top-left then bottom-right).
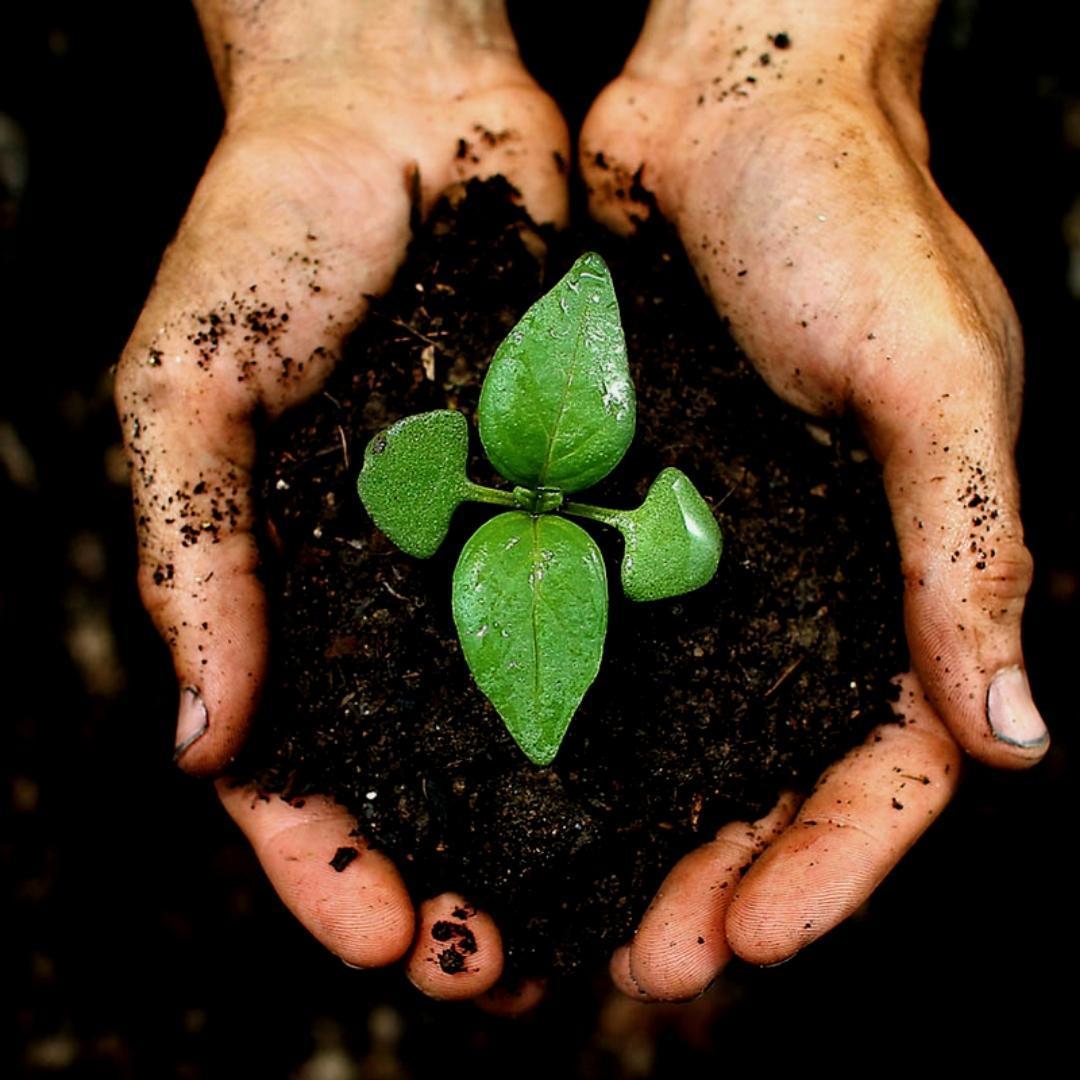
<box><xmin>529</xmin><ymin>517</ymin><xmax>542</xmax><ymax>707</ymax></box>
<box><xmin>538</xmin><ymin>293</ymin><xmax>589</xmax><ymax>486</ymax></box>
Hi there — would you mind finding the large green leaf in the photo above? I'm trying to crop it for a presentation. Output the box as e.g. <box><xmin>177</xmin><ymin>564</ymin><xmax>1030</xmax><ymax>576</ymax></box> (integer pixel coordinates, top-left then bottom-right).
<box><xmin>452</xmin><ymin>511</ymin><xmax>608</xmax><ymax>765</ymax></box>
<box><xmin>357</xmin><ymin>410</ymin><xmax>471</xmax><ymax>558</ymax></box>
<box><xmin>478</xmin><ymin>252</ymin><xmax>635</xmax><ymax>494</ymax></box>
<box><xmin>616</xmin><ymin>469</ymin><xmax>723</xmax><ymax>601</ymax></box>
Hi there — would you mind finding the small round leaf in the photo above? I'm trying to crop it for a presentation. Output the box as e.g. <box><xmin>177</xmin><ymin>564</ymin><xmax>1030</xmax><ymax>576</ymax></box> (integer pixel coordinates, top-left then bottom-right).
<box><xmin>357</xmin><ymin>410</ymin><xmax>471</xmax><ymax>558</ymax></box>
<box><xmin>618</xmin><ymin>468</ymin><xmax>723</xmax><ymax>601</ymax></box>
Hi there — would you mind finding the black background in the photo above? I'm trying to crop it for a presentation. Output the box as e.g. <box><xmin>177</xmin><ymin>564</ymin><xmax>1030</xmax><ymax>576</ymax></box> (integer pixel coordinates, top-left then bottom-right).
<box><xmin>2</xmin><ymin>1</ymin><xmax>1077</xmax><ymax>1075</ymax></box>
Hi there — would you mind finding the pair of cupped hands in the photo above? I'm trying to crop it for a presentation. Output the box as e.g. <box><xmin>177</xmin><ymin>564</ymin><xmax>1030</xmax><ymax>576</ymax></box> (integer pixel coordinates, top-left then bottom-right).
<box><xmin>116</xmin><ymin>0</ymin><xmax>1047</xmax><ymax>1012</ymax></box>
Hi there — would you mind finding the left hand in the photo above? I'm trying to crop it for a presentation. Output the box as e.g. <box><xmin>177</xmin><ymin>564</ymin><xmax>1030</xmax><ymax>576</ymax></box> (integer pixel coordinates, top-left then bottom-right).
<box><xmin>115</xmin><ymin>0</ymin><xmax>568</xmax><ymax>1006</ymax></box>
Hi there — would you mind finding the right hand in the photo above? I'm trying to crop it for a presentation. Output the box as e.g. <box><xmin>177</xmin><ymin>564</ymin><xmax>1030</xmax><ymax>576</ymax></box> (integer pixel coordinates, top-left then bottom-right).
<box><xmin>115</xmin><ymin>0</ymin><xmax>567</xmax><ymax>1003</ymax></box>
<box><xmin>580</xmin><ymin>0</ymin><xmax>1047</xmax><ymax>999</ymax></box>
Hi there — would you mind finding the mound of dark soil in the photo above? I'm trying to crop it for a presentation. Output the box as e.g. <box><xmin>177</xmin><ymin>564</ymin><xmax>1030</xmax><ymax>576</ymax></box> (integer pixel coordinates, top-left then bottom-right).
<box><xmin>239</xmin><ymin>178</ymin><xmax>905</xmax><ymax>976</ymax></box>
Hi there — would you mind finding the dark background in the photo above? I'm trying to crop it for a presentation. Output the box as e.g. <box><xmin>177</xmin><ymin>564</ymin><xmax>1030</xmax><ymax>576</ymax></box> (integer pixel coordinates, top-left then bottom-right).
<box><xmin>2</xmin><ymin>1</ymin><xmax>1077</xmax><ymax>1075</ymax></box>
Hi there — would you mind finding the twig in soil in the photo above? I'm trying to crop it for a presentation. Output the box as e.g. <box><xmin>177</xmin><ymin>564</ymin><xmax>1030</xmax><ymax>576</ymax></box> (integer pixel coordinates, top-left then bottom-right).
<box><xmin>337</xmin><ymin>424</ymin><xmax>350</xmax><ymax>469</ymax></box>
<box><xmin>373</xmin><ymin>310</ymin><xmax>442</xmax><ymax>349</ymax></box>
<box><xmin>332</xmin><ymin>536</ymin><xmax>365</xmax><ymax>551</ymax></box>
<box><xmin>381</xmin><ymin>580</ymin><xmax>411</xmax><ymax>602</ymax></box>
<box><xmin>764</xmin><ymin>656</ymin><xmax>804</xmax><ymax>699</ymax></box>
<box><xmin>714</xmin><ymin>483</ymin><xmax>739</xmax><ymax>509</ymax></box>
<box><xmin>715</xmin><ymin>466</ymin><xmax>749</xmax><ymax>509</ymax></box>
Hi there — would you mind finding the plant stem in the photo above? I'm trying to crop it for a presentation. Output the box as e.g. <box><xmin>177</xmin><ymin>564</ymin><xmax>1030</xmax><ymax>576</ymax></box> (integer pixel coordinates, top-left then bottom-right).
<box><xmin>562</xmin><ymin>500</ymin><xmax>628</xmax><ymax>530</ymax></box>
<box><xmin>463</xmin><ymin>481</ymin><xmax>519</xmax><ymax>508</ymax></box>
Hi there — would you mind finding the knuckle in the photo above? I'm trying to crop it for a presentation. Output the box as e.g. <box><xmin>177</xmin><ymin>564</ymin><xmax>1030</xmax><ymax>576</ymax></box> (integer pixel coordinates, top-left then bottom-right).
<box><xmin>115</xmin><ymin>339</ymin><xmax>181</xmax><ymax>417</ymax></box>
<box><xmin>886</xmin><ymin>714</ymin><xmax>964</xmax><ymax>779</ymax></box>
<box><xmin>135</xmin><ymin>560</ymin><xmax>178</xmax><ymax>635</ymax></box>
<box><xmin>718</xmin><ymin>822</ymin><xmax>773</xmax><ymax>864</ymax></box>
<box><xmin>900</xmin><ymin>549</ymin><xmax>932</xmax><ymax>591</ymax></box>
<box><xmin>969</xmin><ymin>539</ymin><xmax>1033</xmax><ymax>618</ymax></box>
<box><xmin>916</xmin><ymin>724</ymin><xmax>964</xmax><ymax>779</ymax></box>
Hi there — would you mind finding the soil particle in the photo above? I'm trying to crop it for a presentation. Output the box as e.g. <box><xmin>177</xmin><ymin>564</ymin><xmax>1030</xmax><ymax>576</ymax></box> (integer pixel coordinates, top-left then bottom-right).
<box><xmin>437</xmin><ymin>949</ymin><xmax>467</xmax><ymax>975</ymax></box>
<box><xmin>432</xmin><ymin>920</ymin><xmax>478</xmax><ymax>975</ymax></box>
<box><xmin>329</xmin><ymin>846</ymin><xmax>359</xmax><ymax>872</ymax></box>
<box><xmin>431</xmin><ymin>921</ymin><xmax>477</xmax><ymax>951</ymax></box>
<box><xmin>239</xmin><ymin>177</ymin><xmax>905</xmax><ymax>977</ymax></box>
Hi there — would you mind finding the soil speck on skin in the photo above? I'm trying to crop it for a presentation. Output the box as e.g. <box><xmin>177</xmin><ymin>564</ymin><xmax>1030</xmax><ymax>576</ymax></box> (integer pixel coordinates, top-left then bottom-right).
<box><xmin>431</xmin><ymin>921</ymin><xmax>477</xmax><ymax>951</ymax></box>
<box><xmin>239</xmin><ymin>178</ymin><xmax>904</xmax><ymax>977</ymax></box>
<box><xmin>432</xmin><ymin>920</ymin><xmax>478</xmax><ymax>975</ymax></box>
<box><xmin>437</xmin><ymin>949</ymin><xmax>467</xmax><ymax>975</ymax></box>
<box><xmin>329</xmin><ymin>846</ymin><xmax>359</xmax><ymax>872</ymax></box>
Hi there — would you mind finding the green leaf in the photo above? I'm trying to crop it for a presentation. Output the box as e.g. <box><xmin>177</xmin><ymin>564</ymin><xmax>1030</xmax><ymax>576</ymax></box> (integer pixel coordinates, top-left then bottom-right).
<box><xmin>617</xmin><ymin>469</ymin><xmax>723</xmax><ymax>601</ymax></box>
<box><xmin>357</xmin><ymin>410</ymin><xmax>471</xmax><ymax>558</ymax></box>
<box><xmin>452</xmin><ymin>511</ymin><xmax>608</xmax><ymax>765</ymax></box>
<box><xmin>478</xmin><ymin>252</ymin><xmax>635</xmax><ymax>494</ymax></box>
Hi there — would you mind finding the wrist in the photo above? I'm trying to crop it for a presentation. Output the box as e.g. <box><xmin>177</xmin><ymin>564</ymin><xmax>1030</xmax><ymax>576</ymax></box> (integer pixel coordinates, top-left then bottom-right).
<box><xmin>193</xmin><ymin>0</ymin><xmax>518</xmax><ymax>115</ymax></box>
<box><xmin>631</xmin><ymin>0</ymin><xmax>940</xmax><ymax>108</ymax></box>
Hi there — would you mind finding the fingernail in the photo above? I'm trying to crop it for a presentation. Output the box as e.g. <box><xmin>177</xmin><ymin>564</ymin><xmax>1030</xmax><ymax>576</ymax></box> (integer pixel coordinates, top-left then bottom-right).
<box><xmin>986</xmin><ymin>666</ymin><xmax>1048</xmax><ymax>748</ymax></box>
<box><xmin>174</xmin><ymin>686</ymin><xmax>209</xmax><ymax>761</ymax></box>
<box><xmin>341</xmin><ymin>958</ymin><xmax>366</xmax><ymax>971</ymax></box>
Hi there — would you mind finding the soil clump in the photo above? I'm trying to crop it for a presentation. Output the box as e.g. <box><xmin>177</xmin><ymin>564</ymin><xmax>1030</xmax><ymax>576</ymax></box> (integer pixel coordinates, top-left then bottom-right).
<box><xmin>240</xmin><ymin>178</ymin><xmax>905</xmax><ymax>976</ymax></box>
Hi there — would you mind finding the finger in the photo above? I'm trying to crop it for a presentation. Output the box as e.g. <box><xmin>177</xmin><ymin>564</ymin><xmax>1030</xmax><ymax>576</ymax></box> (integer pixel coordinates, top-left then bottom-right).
<box><xmin>115</xmin><ymin>136</ymin><xmax>414</xmax><ymax>774</ymax></box>
<box><xmin>726</xmin><ymin>673</ymin><xmax>961</xmax><ymax>965</ymax></box>
<box><xmin>117</xmin><ymin>346</ymin><xmax>268</xmax><ymax>777</ymax></box>
<box><xmin>625</xmin><ymin>794</ymin><xmax>800</xmax><ymax>1001</ymax></box>
<box><xmin>474</xmin><ymin>977</ymin><xmax>547</xmax><ymax>1017</ymax></box>
<box><xmin>610</xmin><ymin>945</ymin><xmax>650</xmax><ymax>1001</ymax></box>
<box><xmin>217</xmin><ymin>782</ymin><xmax>414</xmax><ymax>967</ymax></box>
<box><xmin>871</xmin><ymin>359</ymin><xmax>1047</xmax><ymax>768</ymax></box>
<box><xmin>405</xmin><ymin>894</ymin><xmax>504</xmax><ymax>1001</ymax></box>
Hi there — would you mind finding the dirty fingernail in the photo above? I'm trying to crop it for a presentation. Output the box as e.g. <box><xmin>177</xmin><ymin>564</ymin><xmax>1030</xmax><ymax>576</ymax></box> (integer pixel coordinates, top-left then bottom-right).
<box><xmin>174</xmin><ymin>686</ymin><xmax>209</xmax><ymax>761</ymax></box>
<box><xmin>987</xmin><ymin>666</ymin><xmax>1048</xmax><ymax>748</ymax></box>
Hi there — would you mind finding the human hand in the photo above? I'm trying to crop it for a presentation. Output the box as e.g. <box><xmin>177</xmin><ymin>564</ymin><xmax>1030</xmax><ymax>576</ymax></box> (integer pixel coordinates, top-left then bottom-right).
<box><xmin>580</xmin><ymin>0</ymin><xmax>1047</xmax><ymax>998</ymax></box>
<box><xmin>116</xmin><ymin>0</ymin><xmax>567</xmax><ymax>1004</ymax></box>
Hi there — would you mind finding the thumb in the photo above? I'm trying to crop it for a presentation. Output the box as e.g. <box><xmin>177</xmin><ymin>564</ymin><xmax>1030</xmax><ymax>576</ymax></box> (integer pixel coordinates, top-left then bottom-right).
<box><xmin>114</xmin><ymin>149</ymin><xmax>411</xmax><ymax>775</ymax></box>
<box><xmin>116</xmin><ymin>353</ymin><xmax>268</xmax><ymax>776</ymax></box>
<box><xmin>867</xmin><ymin>348</ymin><xmax>1047</xmax><ymax>769</ymax></box>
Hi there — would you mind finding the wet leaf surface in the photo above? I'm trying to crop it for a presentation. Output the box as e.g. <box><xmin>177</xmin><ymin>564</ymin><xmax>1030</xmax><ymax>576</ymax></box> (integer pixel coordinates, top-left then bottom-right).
<box><xmin>614</xmin><ymin>468</ymin><xmax>723</xmax><ymax>601</ymax></box>
<box><xmin>478</xmin><ymin>252</ymin><xmax>634</xmax><ymax>493</ymax></box>
<box><xmin>452</xmin><ymin>511</ymin><xmax>608</xmax><ymax>765</ymax></box>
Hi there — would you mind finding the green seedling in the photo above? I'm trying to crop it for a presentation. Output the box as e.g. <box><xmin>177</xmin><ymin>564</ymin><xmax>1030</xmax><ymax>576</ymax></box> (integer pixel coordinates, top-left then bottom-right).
<box><xmin>358</xmin><ymin>253</ymin><xmax>722</xmax><ymax>765</ymax></box>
